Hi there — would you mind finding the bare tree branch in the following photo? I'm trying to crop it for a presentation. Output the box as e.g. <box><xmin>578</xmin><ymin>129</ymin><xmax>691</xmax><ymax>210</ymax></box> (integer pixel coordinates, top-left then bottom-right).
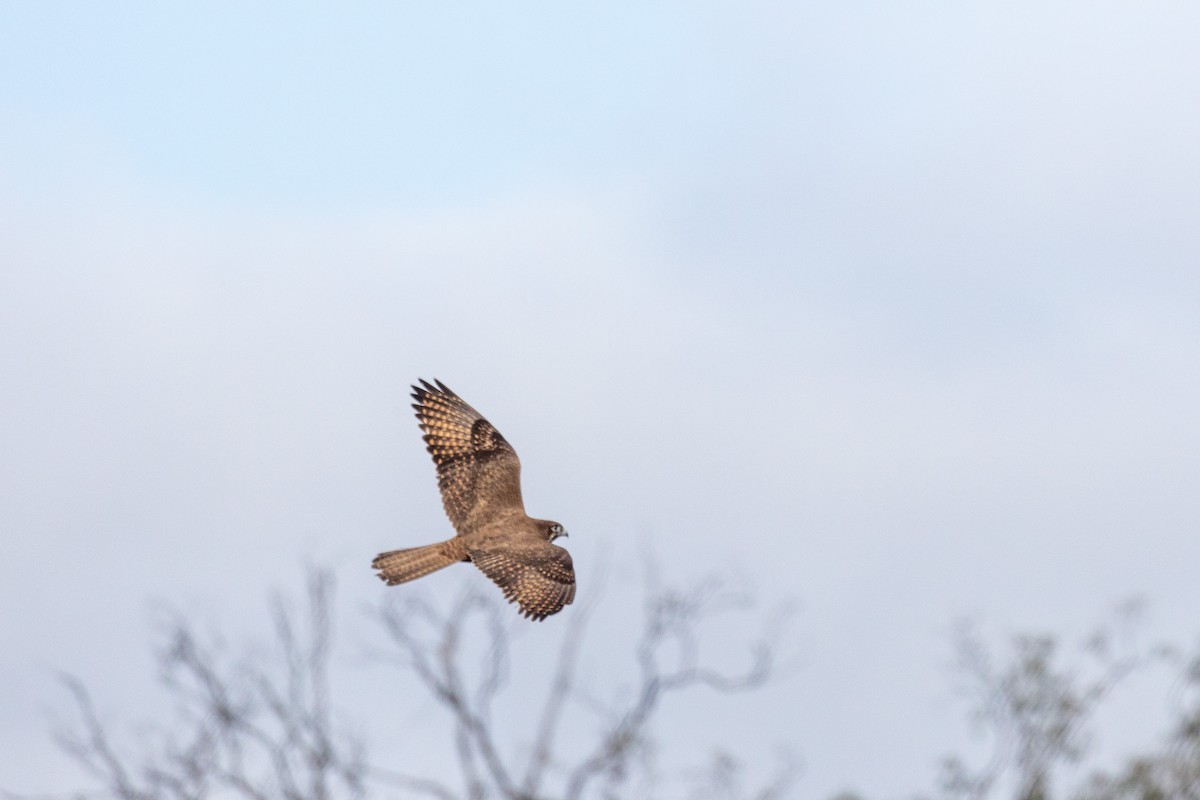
<box><xmin>562</xmin><ymin>577</ymin><xmax>781</xmax><ymax>800</ymax></box>
<box><xmin>519</xmin><ymin>593</ymin><xmax>596</xmax><ymax>799</ymax></box>
<box><xmin>53</xmin><ymin>571</ymin><xmax>363</xmax><ymax>800</ymax></box>
<box><xmin>49</xmin><ymin>566</ymin><xmax>788</xmax><ymax>800</ymax></box>
<box><xmin>367</xmin><ymin>765</ymin><xmax>458</xmax><ymax>800</ymax></box>
<box><xmin>938</xmin><ymin>599</ymin><xmax>1157</xmax><ymax>800</ymax></box>
<box><xmin>376</xmin><ymin>588</ymin><xmax>519</xmax><ymax>798</ymax></box>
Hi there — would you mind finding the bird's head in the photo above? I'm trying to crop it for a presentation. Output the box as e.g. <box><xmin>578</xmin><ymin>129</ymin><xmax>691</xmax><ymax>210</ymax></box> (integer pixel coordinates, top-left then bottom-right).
<box><xmin>546</xmin><ymin>521</ymin><xmax>569</xmax><ymax>541</ymax></box>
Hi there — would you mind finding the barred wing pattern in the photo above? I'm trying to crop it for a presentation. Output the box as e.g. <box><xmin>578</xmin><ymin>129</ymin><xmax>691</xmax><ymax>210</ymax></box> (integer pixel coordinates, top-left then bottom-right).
<box><xmin>471</xmin><ymin>544</ymin><xmax>576</xmax><ymax>621</ymax></box>
<box><xmin>412</xmin><ymin>379</ymin><xmax>524</xmax><ymax>534</ymax></box>
<box><xmin>375</xmin><ymin>379</ymin><xmax>575</xmax><ymax>621</ymax></box>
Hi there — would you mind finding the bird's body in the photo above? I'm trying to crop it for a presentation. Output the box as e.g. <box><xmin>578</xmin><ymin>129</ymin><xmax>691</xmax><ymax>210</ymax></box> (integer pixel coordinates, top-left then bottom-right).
<box><xmin>372</xmin><ymin>379</ymin><xmax>574</xmax><ymax>620</ymax></box>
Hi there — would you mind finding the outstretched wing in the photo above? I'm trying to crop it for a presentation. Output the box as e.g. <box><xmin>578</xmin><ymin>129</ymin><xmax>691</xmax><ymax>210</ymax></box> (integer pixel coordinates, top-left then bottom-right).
<box><xmin>471</xmin><ymin>543</ymin><xmax>576</xmax><ymax>621</ymax></box>
<box><xmin>412</xmin><ymin>379</ymin><xmax>524</xmax><ymax>534</ymax></box>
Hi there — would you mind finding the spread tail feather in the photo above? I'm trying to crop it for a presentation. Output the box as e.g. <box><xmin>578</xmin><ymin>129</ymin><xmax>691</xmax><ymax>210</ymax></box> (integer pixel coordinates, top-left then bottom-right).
<box><xmin>372</xmin><ymin>539</ymin><xmax>466</xmax><ymax>585</ymax></box>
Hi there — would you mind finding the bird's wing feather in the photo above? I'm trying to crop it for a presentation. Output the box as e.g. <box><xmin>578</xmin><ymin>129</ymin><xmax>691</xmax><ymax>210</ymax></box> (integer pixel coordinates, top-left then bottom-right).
<box><xmin>412</xmin><ymin>379</ymin><xmax>524</xmax><ymax>533</ymax></box>
<box><xmin>470</xmin><ymin>542</ymin><xmax>576</xmax><ymax>621</ymax></box>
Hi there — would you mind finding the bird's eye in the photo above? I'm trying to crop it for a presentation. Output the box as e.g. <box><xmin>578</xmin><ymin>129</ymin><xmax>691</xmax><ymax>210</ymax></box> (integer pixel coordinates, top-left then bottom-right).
<box><xmin>551</xmin><ymin>524</ymin><xmax>561</xmax><ymax>534</ymax></box>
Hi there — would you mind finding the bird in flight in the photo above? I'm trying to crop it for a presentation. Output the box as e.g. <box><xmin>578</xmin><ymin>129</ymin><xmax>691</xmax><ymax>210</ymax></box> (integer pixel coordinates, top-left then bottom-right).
<box><xmin>372</xmin><ymin>379</ymin><xmax>575</xmax><ymax>620</ymax></box>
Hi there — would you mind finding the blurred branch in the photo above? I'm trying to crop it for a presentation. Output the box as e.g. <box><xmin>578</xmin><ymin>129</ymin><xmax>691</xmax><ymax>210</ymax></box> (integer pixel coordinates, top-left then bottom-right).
<box><xmin>376</xmin><ymin>589</ymin><xmax>517</xmax><ymax>798</ymax></box>
<box><xmin>372</xmin><ymin>568</ymin><xmax>791</xmax><ymax>800</ymax></box>
<box><xmin>47</xmin><ymin>564</ymin><xmax>789</xmax><ymax>800</ymax></box>
<box><xmin>1076</xmin><ymin>637</ymin><xmax>1200</xmax><ymax>800</ymax></box>
<box><xmin>52</xmin><ymin>571</ymin><xmax>365</xmax><ymax>800</ymax></box>
<box><xmin>561</xmin><ymin>577</ymin><xmax>782</xmax><ymax>800</ymax></box>
<box><xmin>937</xmin><ymin>598</ymin><xmax>1157</xmax><ymax>800</ymax></box>
<box><xmin>519</xmin><ymin>589</ymin><xmax>596</xmax><ymax>798</ymax></box>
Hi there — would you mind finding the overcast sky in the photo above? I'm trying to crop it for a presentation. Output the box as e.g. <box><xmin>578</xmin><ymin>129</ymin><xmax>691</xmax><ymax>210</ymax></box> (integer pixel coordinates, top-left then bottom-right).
<box><xmin>2</xmin><ymin>2</ymin><xmax>1199</xmax><ymax>797</ymax></box>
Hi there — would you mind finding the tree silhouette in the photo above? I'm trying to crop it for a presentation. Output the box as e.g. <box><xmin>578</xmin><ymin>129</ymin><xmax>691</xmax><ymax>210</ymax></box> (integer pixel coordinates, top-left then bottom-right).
<box><xmin>47</xmin><ymin>569</ymin><xmax>793</xmax><ymax>800</ymax></box>
<box><xmin>931</xmin><ymin>601</ymin><xmax>1153</xmax><ymax>800</ymax></box>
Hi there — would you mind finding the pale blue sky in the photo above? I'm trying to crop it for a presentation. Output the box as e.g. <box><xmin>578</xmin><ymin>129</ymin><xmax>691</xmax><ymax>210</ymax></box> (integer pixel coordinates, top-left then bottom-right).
<box><xmin>2</xmin><ymin>3</ymin><xmax>1199</xmax><ymax>798</ymax></box>
<box><xmin>2</xmin><ymin>2</ymin><xmax>728</xmax><ymax>205</ymax></box>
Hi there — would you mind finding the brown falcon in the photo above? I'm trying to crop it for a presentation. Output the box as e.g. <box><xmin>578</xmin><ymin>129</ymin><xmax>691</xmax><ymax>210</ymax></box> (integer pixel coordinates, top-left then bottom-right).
<box><xmin>372</xmin><ymin>379</ymin><xmax>575</xmax><ymax>620</ymax></box>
